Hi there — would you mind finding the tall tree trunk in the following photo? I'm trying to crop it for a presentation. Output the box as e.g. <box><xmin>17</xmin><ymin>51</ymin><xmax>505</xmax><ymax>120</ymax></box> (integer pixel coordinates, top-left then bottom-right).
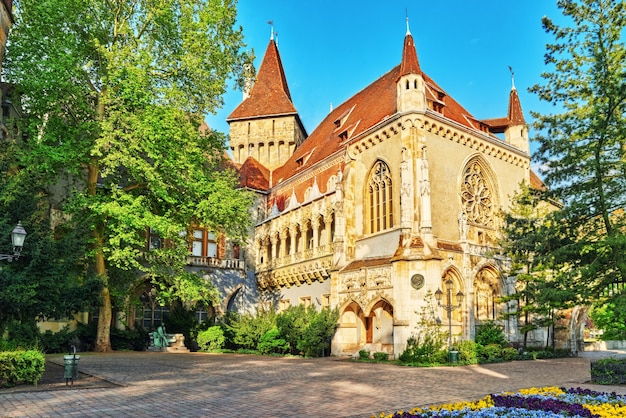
<box><xmin>92</xmin><ymin>94</ymin><xmax>112</xmax><ymax>352</ymax></box>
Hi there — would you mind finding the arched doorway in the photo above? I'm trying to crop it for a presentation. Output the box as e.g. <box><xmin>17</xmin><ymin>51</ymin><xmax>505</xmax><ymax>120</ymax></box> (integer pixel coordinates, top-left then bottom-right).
<box><xmin>364</xmin><ymin>299</ymin><xmax>394</xmax><ymax>353</ymax></box>
<box><xmin>473</xmin><ymin>267</ymin><xmax>502</xmax><ymax>322</ymax></box>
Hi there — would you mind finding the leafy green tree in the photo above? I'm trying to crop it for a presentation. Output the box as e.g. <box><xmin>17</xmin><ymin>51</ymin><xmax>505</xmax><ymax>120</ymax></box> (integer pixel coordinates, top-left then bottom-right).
<box><xmin>4</xmin><ymin>0</ymin><xmax>254</xmax><ymax>351</ymax></box>
<box><xmin>499</xmin><ymin>183</ymin><xmax>578</xmax><ymax>348</ymax></box>
<box><xmin>589</xmin><ymin>298</ymin><xmax>626</xmax><ymax>340</ymax></box>
<box><xmin>530</xmin><ymin>0</ymin><xmax>626</xmax><ymax>308</ymax></box>
<box><xmin>0</xmin><ymin>142</ymin><xmax>101</xmax><ymax>344</ymax></box>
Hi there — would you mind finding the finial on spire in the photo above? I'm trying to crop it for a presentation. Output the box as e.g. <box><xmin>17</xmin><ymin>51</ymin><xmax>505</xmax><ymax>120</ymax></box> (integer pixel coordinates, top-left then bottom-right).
<box><xmin>508</xmin><ymin>65</ymin><xmax>516</xmax><ymax>90</ymax></box>
<box><xmin>405</xmin><ymin>9</ymin><xmax>411</xmax><ymax>35</ymax></box>
<box><xmin>268</xmin><ymin>20</ymin><xmax>274</xmax><ymax>40</ymax></box>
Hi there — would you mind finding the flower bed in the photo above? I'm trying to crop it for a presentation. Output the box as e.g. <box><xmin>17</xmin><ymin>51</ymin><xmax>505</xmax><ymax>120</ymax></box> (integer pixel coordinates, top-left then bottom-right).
<box><xmin>379</xmin><ymin>387</ymin><xmax>626</xmax><ymax>418</ymax></box>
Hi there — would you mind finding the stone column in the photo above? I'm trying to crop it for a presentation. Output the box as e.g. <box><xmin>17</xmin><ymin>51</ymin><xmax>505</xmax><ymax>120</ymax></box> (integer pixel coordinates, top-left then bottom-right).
<box><xmin>312</xmin><ymin>216</ymin><xmax>320</xmax><ymax>255</ymax></box>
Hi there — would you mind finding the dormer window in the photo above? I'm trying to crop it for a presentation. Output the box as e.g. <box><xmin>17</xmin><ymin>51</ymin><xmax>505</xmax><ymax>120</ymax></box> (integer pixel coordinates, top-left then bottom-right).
<box><xmin>296</xmin><ymin>157</ymin><xmax>304</xmax><ymax>167</ymax></box>
<box><xmin>338</xmin><ymin>130</ymin><xmax>348</xmax><ymax>141</ymax></box>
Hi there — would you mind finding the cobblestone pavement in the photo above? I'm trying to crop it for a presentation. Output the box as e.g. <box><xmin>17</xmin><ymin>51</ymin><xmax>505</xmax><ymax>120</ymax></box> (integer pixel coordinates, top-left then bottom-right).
<box><xmin>1</xmin><ymin>351</ymin><xmax>625</xmax><ymax>418</ymax></box>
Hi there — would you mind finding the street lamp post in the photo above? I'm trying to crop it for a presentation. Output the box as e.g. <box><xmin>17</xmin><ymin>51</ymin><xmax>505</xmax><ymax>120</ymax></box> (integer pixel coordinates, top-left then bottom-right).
<box><xmin>0</xmin><ymin>221</ymin><xmax>27</xmax><ymax>262</ymax></box>
<box><xmin>435</xmin><ymin>278</ymin><xmax>464</xmax><ymax>361</ymax></box>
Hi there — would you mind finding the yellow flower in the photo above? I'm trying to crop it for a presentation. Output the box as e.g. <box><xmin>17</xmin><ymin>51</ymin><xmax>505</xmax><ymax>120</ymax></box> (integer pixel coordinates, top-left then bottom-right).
<box><xmin>585</xmin><ymin>404</ymin><xmax>626</xmax><ymax>418</ymax></box>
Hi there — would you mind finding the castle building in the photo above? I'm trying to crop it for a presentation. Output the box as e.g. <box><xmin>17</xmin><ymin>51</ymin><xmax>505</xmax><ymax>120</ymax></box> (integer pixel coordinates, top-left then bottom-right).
<box><xmin>230</xmin><ymin>24</ymin><xmax>542</xmax><ymax>357</ymax></box>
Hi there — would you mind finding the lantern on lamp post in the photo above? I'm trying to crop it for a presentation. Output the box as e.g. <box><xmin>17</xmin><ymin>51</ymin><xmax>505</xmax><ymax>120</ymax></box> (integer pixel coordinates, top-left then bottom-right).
<box><xmin>435</xmin><ymin>277</ymin><xmax>464</xmax><ymax>361</ymax></box>
<box><xmin>0</xmin><ymin>221</ymin><xmax>27</xmax><ymax>262</ymax></box>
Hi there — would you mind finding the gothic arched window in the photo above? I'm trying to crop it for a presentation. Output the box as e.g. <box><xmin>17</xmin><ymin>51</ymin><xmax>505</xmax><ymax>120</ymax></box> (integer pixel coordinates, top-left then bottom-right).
<box><xmin>367</xmin><ymin>160</ymin><xmax>393</xmax><ymax>233</ymax></box>
<box><xmin>461</xmin><ymin>162</ymin><xmax>494</xmax><ymax>226</ymax></box>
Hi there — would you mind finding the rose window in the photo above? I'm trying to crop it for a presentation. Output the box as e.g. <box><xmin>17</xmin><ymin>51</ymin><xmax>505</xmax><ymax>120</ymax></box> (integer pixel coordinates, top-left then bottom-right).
<box><xmin>461</xmin><ymin>163</ymin><xmax>493</xmax><ymax>225</ymax></box>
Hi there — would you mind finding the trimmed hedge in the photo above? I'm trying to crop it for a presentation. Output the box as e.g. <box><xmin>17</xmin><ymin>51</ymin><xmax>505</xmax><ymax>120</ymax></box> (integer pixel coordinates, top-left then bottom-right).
<box><xmin>0</xmin><ymin>350</ymin><xmax>45</xmax><ymax>387</ymax></box>
<box><xmin>591</xmin><ymin>357</ymin><xmax>626</xmax><ymax>385</ymax></box>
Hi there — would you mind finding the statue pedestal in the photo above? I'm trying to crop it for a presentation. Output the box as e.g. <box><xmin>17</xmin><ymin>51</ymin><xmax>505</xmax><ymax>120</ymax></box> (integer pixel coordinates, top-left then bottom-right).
<box><xmin>147</xmin><ymin>332</ymin><xmax>190</xmax><ymax>353</ymax></box>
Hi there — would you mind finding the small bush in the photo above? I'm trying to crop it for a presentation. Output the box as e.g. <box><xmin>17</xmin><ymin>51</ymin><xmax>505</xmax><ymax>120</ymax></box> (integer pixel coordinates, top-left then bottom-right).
<box><xmin>111</xmin><ymin>327</ymin><xmax>149</xmax><ymax>351</ymax></box>
<box><xmin>359</xmin><ymin>349</ymin><xmax>370</xmax><ymax>360</ymax></box>
<box><xmin>457</xmin><ymin>340</ymin><xmax>479</xmax><ymax>364</ymax></box>
<box><xmin>480</xmin><ymin>343</ymin><xmax>503</xmax><ymax>362</ymax></box>
<box><xmin>39</xmin><ymin>326</ymin><xmax>77</xmax><ymax>354</ymax></box>
<box><xmin>372</xmin><ymin>352</ymin><xmax>388</xmax><ymax>361</ymax></box>
<box><xmin>257</xmin><ymin>327</ymin><xmax>289</xmax><ymax>355</ymax></box>
<box><xmin>591</xmin><ymin>357</ymin><xmax>626</xmax><ymax>385</ymax></box>
<box><xmin>196</xmin><ymin>326</ymin><xmax>225</xmax><ymax>352</ymax></box>
<box><xmin>501</xmin><ymin>347</ymin><xmax>519</xmax><ymax>361</ymax></box>
<box><xmin>475</xmin><ymin>321</ymin><xmax>506</xmax><ymax>346</ymax></box>
<box><xmin>0</xmin><ymin>350</ymin><xmax>45</xmax><ymax>387</ymax></box>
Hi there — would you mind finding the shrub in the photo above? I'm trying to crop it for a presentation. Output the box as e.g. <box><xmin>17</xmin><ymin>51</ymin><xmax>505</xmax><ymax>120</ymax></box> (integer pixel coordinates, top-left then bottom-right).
<box><xmin>591</xmin><ymin>357</ymin><xmax>626</xmax><ymax>385</ymax></box>
<box><xmin>296</xmin><ymin>308</ymin><xmax>338</xmax><ymax>357</ymax></box>
<box><xmin>257</xmin><ymin>327</ymin><xmax>289</xmax><ymax>355</ymax></box>
<box><xmin>372</xmin><ymin>352</ymin><xmax>389</xmax><ymax>361</ymax></box>
<box><xmin>358</xmin><ymin>349</ymin><xmax>370</xmax><ymax>360</ymax></box>
<box><xmin>111</xmin><ymin>327</ymin><xmax>149</xmax><ymax>351</ymax></box>
<box><xmin>196</xmin><ymin>326</ymin><xmax>225</xmax><ymax>352</ymax></box>
<box><xmin>0</xmin><ymin>350</ymin><xmax>45</xmax><ymax>387</ymax></box>
<box><xmin>480</xmin><ymin>343</ymin><xmax>503</xmax><ymax>362</ymax></box>
<box><xmin>226</xmin><ymin>308</ymin><xmax>275</xmax><ymax>351</ymax></box>
<box><xmin>399</xmin><ymin>291</ymin><xmax>447</xmax><ymax>365</ymax></box>
<box><xmin>502</xmin><ymin>346</ymin><xmax>519</xmax><ymax>361</ymax></box>
<box><xmin>39</xmin><ymin>326</ymin><xmax>77</xmax><ymax>354</ymax></box>
<box><xmin>457</xmin><ymin>340</ymin><xmax>479</xmax><ymax>364</ymax></box>
<box><xmin>475</xmin><ymin>320</ymin><xmax>507</xmax><ymax>346</ymax></box>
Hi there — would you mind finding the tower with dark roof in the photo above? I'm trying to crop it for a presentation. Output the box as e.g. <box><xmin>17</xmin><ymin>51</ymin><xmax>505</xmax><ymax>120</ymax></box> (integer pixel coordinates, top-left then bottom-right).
<box><xmin>227</xmin><ymin>35</ymin><xmax>307</xmax><ymax>171</ymax></box>
<box><xmin>396</xmin><ymin>23</ymin><xmax>426</xmax><ymax>113</ymax></box>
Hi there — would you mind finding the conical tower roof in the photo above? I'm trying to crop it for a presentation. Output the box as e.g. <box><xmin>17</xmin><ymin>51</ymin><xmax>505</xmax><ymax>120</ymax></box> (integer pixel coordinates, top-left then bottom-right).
<box><xmin>507</xmin><ymin>87</ymin><xmax>525</xmax><ymax>125</ymax></box>
<box><xmin>227</xmin><ymin>38</ymin><xmax>297</xmax><ymax>121</ymax></box>
<box><xmin>398</xmin><ymin>24</ymin><xmax>421</xmax><ymax>78</ymax></box>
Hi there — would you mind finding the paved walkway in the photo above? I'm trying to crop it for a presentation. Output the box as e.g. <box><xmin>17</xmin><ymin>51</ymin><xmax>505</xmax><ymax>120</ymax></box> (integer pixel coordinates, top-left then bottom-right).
<box><xmin>1</xmin><ymin>350</ymin><xmax>625</xmax><ymax>418</ymax></box>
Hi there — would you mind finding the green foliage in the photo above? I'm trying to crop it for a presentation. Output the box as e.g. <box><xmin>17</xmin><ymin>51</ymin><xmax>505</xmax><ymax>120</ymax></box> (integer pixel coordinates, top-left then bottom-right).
<box><xmin>110</xmin><ymin>327</ymin><xmax>149</xmax><ymax>351</ymax></box>
<box><xmin>222</xmin><ymin>306</ymin><xmax>338</xmax><ymax>357</ymax></box>
<box><xmin>296</xmin><ymin>308</ymin><xmax>339</xmax><ymax>357</ymax></box>
<box><xmin>358</xmin><ymin>349</ymin><xmax>370</xmax><ymax>360</ymax></box>
<box><xmin>2</xmin><ymin>320</ymin><xmax>40</xmax><ymax>349</ymax></box>
<box><xmin>164</xmin><ymin>304</ymin><xmax>199</xmax><ymax>350</ymax></box>
<box><xmin>39</xmin><ymin>326</ymin><xmax>77</xmax><ymax>354</ymax></box>
<box><xmin>475</xmin><ymin>321</ymin><xmax>507</xmax><ymax>347</ymax></box>
<box><xmin>589</xmin><ymin>297</ymin><xmax>626</xmax><ymax>340</ymax></box>
<box><xmin>372</xmin><ymin>352</ymin><xmax>389</xmax><ymax>361</ymax></box>
<box><xmin>591</xmin><ymin>357</ymin><xmax>626</xmax><ymax>385</ymax></box>
<box><xmin>480</xmin><ymin>344</ymin><xmax>505</xmax><ymax>362</ymax></box>
<box><xmin>196</xmin><ymin>326</ymin><xmax>225</xmax><ymax>352</ymax></box>
<box><xmin>257</xmin><ymin>327</ymin><xmax>289</xmax><ymax>355</ymax></box>
<box><xmin>457</xmin><ymin>340</ymin><xmax>479</xmax><ymax>364</ymax></box>
<box><xmin>226</xmin><ymin>309</ymin><xmax>275</xmax><ymax>351</ymax></box>
<box><xmin>528</xmin><ymin>0</ymin><xmax>626</xmax><ymax>306</ymax></box>
<box><xmin>4</xmin><ymin>0</ymin><xmax>254</xmax><ymax>350</ymax></box>
<box><xmin>0</xmin><ymin>350</ymin><xmax>45</xmax><ymax>387</ymax></box>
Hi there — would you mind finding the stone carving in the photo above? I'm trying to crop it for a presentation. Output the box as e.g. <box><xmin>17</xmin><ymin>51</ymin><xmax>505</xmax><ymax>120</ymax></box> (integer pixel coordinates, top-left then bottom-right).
<box><xmin>461</xmin><ymin>163</ymin><xmax>493</xmax><ymax>226</ymax></box>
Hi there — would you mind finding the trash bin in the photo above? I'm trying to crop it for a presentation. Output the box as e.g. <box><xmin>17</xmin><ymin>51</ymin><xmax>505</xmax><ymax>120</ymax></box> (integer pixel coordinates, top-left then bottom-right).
<box><xmin>448</xmin><ymin>350</ymin><xmax>459</xmax><ymax>363</ymax></box>
<box><xmin>63</xmin><ymin>353</ymin><xmax>80</xmax><ymax>386</ymax></box>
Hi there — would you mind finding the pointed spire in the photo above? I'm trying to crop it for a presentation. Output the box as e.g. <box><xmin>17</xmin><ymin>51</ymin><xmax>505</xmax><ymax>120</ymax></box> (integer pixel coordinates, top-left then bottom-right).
<box><xmin>507</xmin><ymin>84</ymin><xmax>525</xmax><ymax>125</ymax></box>
<box><xmin>398</xmin><ymin>25</ymin><xmax>421</xmax><ymax>77</ymax></box>
<box><xmin>227</xmin><ymin>31</ymin><xmax>297</xmax><ymax>121</ymax></box>
<box><xmin>405</xmin><ymin>10</ymin><xmax>411</xmax><ymax>35</ymax></box>
<box><xmin>268</xmin><ymin>20</ymin><xmax>274</xmax><ymax>40</ymax></box>
<box><xmin>508</xmin><ymin>65</ymin><xmax>516</xmax><ymax>90</ymax></box>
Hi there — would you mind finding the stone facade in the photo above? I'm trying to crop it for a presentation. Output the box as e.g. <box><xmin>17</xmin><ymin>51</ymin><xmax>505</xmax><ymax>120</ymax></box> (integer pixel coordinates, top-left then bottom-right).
<box><xmin>229</xmin><ymin>27</ymin><xmax>548</xmax><ymax>357</ymax></box>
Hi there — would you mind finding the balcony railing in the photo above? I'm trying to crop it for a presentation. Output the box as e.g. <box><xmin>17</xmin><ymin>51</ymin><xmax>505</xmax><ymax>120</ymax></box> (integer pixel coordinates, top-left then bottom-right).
<box><xmin>187</xmin><ymin>256</ymin><xmax>245</xmax><ymax>270</ymax></box>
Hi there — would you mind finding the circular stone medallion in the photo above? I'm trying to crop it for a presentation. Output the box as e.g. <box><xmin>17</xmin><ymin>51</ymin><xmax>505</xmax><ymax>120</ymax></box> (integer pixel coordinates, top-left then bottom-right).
<box><xmin>410</xmin><ymin>274</ymin><xmax>425</xmax><ymax>290</ymax></box>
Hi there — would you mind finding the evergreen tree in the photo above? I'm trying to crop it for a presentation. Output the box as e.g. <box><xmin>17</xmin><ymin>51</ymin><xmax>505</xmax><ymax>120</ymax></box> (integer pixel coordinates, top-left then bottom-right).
<box><xmin>530</xmin><ymin>0</ymin><xmax>626</xmax><ymax>305</ymax></box>
<box><xmin>4</xmin><ymin>0</ymin><xmax>254</xmax><ymax>351</ymax></box>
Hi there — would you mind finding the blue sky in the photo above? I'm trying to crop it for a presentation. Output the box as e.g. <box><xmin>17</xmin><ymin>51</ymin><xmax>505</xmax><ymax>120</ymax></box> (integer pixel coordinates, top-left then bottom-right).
<box><xmin>206</xmin><ymin>0</ymin><xmax>567</xmax><ymax>158</ymax></box>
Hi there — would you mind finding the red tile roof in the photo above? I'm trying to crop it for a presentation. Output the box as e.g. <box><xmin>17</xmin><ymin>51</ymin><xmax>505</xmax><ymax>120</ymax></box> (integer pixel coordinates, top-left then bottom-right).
<box><xmin>341</xmin><ymin>257</ymin><xmax>392</xmax><ymax>272</ymax></box>
<box><xmin>227</xmin><ymin>39</ymin><xmax>297</xmax><ymax>121</ymax></box>
<box><xmin>483</xmin><ymin>87</ymin><xmax>526</xmax><ymax>132</ymax></box>
<box><xmin>398</xmin><ymin>32</ymin><xmax>421</xmax><ymax>78</ymax></box>
<box><xmin>238</xmin><ymin>157</ymin><xmax>270</xmax><ymax>191</ymax></box>
<box><xmin>529</xmin><ymin>169</ymin><xmax>546</xmax><ymax>191</ymax></box>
